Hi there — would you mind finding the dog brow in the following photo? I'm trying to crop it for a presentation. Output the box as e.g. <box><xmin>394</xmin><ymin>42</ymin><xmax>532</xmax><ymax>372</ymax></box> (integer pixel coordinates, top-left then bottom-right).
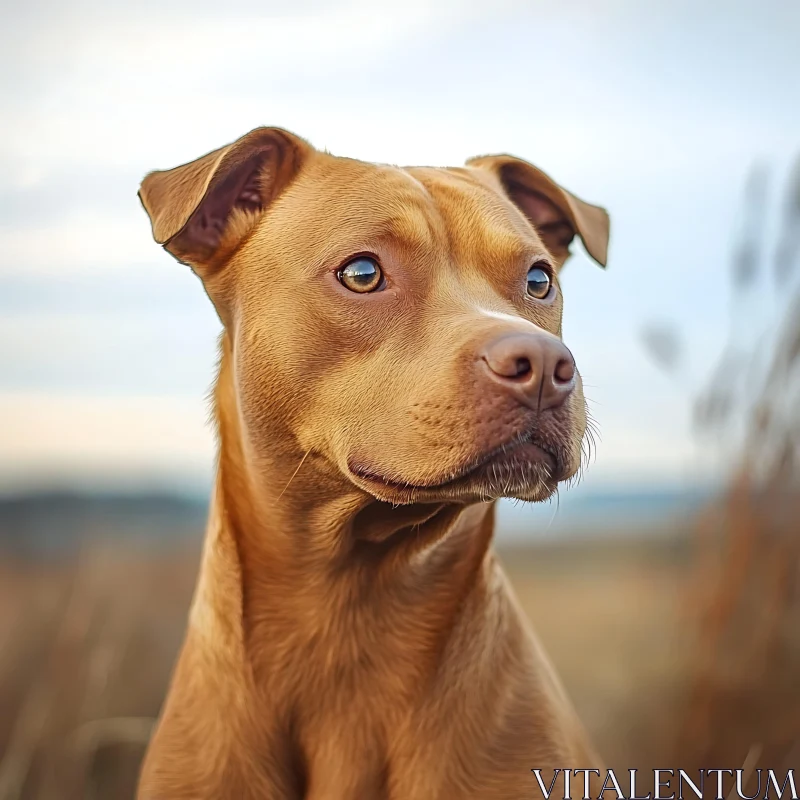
<box><xmin>377</xmin><ymin>211</ymin><xmax>440</xmax><ymax>252</ymax></box>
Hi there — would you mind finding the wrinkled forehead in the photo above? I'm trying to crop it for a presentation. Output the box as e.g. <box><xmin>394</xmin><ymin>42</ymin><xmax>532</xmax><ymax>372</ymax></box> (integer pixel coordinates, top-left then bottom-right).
<box><xmin>265</xmin><ymin>156</ymin><xmax>546</xmax><ymax>274</ymax></box>
<box><xmin>406</xmin><ymin>165</ymin><xmax>545</xmax><ymax>261</ymax></box>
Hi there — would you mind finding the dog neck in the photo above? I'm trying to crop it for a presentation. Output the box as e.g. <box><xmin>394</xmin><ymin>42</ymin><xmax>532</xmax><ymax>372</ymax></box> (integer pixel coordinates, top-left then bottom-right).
<box><xmin>188</xmin><ymin>334</ymin><xmax>498</xmax><ymax>683</ymax></box>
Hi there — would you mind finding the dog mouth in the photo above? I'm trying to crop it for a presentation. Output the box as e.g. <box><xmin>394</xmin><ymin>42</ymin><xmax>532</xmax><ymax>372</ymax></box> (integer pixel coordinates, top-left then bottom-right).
<box><xmin>348</xmin><ymin>430</ymin><xmax>564</xmax><ymax>503</ymax></box>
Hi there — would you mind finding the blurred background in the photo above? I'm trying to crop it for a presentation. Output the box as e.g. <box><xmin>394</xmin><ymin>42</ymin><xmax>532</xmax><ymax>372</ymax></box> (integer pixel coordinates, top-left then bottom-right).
<box><xmin>1</xmin><ymin>0</ymin><xmax>799</xmax><ymax>797</ymax></box>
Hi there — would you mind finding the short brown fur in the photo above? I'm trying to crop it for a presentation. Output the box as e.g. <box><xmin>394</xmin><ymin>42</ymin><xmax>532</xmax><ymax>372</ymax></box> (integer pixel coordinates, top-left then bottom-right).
<box><xmin>136</xmin><ymin>127</ymin><xmax>610</xmax><ymax>799</ymax></box>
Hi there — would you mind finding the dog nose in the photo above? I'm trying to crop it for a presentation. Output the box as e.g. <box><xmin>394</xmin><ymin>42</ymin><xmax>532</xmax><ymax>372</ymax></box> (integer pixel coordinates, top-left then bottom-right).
<box><xmin>480</xmin><ymin>332</ymin><xmax>576</xmax><ymax>410</ymax></box>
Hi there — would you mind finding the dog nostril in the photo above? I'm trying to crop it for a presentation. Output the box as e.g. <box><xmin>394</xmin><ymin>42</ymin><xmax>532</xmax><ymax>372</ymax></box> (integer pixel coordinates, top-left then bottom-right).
<box><xmin>554</xmin><ymin>358</ymin><xmax>575</xmax><ymax>385</ymax></box>
<box><xmin>514</xmin><ymin>357</ymin><xmax>532</xmax><ymax>378</ymax></box>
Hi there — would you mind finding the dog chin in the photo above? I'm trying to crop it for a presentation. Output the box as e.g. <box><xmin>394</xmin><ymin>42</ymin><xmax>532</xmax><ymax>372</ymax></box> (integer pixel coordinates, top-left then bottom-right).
<box><xmin>348</xmin><ymin>440</ymin><xmax>569</xmax><ymax>506</ymax></box>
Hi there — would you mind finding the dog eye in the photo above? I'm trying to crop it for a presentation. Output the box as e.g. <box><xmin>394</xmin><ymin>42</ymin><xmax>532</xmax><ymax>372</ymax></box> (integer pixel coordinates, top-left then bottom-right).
<box><xmin>526</xmin><ymin>263</ymin><xmax>552</xmax><ymax>299</ymax></box>
<box><xmin>337</xmin><ymin>257</ymin><xmax>384</xmax><ymax>293</ymax></box>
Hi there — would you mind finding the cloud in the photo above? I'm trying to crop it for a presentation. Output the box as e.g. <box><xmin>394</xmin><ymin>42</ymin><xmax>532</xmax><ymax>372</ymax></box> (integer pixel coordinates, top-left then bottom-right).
<box><xmin>2</xmin><ymin>0</ymin><xmax>797</xmax><ymax>179</ymax></box>
<box><xmin>0</xmin><ymin>308</ymin><xmax>220</xmax><ymax>393</ymax></box>
<box><xmin>0</xmin><ymin>209</ymin><xmax>162</xmax><ymax>274</ymax></box>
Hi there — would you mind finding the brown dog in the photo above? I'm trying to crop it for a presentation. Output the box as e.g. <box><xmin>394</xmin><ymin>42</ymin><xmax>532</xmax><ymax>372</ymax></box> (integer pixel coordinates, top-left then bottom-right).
<box><xmin>136</xmin><ymin>127</ymin><xmax>609</xmax><ymax>799</ymax></box>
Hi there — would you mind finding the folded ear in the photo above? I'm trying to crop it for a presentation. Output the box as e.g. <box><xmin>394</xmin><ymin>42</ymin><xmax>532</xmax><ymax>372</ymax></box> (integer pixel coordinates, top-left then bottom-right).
<box><xmin>138</xmin><ymin>127</ymin><xmax>310</xmax><ymax>273</ymax></box>
<box><xmin>466</xmin><ymin>154</ymin><xmax>610</xmax><ymax>268</ymax></box>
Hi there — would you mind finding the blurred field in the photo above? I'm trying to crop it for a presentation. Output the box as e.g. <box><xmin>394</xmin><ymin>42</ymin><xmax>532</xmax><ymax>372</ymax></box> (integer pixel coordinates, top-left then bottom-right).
<box><xmin>0</xmin><ymin>519</ymin><xmax>688</xmax><ymax>799</ymax></box>
<box><xmin>0</xmin><ymin>539</ymin><xmax>197</xmax><ymax>799</ymax></box>
<box><xmin>2</xmin><ymin>495</ymin><xmax>796</xmax><ymax>800</ymax></box>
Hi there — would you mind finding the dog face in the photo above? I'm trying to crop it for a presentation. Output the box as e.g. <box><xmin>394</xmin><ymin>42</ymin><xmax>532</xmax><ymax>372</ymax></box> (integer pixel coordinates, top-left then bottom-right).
<box><xmin>139</xmin><ymin>128</ymin><xmax>608</xmax><ymax>506</ymax></box>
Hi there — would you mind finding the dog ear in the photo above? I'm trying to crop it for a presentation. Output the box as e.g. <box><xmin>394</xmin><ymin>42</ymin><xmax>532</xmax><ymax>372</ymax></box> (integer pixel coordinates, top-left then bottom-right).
<box><xmin>138</xmin><ymin>127</ymin><xmax>310</xmax><ymax>274</ymax></box>
<box><xmin>466</xmin><ymin>154</ymin><xmax>609</xmax><ymax>268</ymax></box>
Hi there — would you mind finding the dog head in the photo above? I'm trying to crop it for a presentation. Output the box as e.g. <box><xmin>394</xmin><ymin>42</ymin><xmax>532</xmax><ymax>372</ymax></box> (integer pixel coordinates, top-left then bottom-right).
<box><xmin>139</xmin><ymin>127</ymin><xmax>608</xmax><ymax>507</ymax></box>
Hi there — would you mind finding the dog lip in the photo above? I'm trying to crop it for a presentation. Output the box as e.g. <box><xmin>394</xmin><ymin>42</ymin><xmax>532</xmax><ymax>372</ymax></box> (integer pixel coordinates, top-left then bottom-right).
<box><xmin>348</xmin><ymin>432</ymin><xmax>558</xmax><ymax>492</ymax></box>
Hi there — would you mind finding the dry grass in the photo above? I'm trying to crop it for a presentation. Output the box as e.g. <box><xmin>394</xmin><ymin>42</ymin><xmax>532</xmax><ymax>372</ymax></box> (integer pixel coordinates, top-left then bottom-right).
<box><xmin>0</xmin><ymin>480</ymin><xmax>798</xmax><ymax>800</ymax></box>
<box><xmin>0</xmin><ymin>543</ymin><xmax>200</xmax><ymax>800</ymax></box>
<box><xmin>0</xmin><ymin>530</ymin><xmax>688</xmax><ymax>800</ymax></box>
<box><xmin>1</xmin><ymin>515</ymin><xmax>795</xmax><ymax>800</ymax></box>
<box><xmin>636</xmin><ymin>153</ymin><xmax>800</xmax><ymax>789</ymax></box>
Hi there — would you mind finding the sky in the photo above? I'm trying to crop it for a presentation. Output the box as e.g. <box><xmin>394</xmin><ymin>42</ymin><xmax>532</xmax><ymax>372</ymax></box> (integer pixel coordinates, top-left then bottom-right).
<box><xmin>1</xmin><ymin>0</ymin><xmax>799</xmax><ymax>496</ymax></box>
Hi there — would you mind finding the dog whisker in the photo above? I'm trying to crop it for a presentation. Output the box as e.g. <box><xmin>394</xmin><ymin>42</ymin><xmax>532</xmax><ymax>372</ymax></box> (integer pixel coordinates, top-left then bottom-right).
<box><xmin>277</xmin><ymin>450</ymin><xmax>310</xmax><ymax>501</ymax></box>
<box><xmin>545</xmin><ymin>486</ymin><xmax>561</xmax><ymax>532</ymax></box>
